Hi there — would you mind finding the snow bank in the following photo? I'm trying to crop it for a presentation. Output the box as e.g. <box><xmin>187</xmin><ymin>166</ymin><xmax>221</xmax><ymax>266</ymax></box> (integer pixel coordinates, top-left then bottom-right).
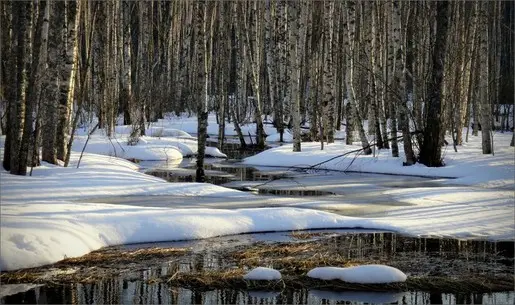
<box><xmin>0</xmin><ymin>151</ymin><xmax>249</xmax><ymax>203</ymax></box>
<box><xmin>0</xmin><ymin>204</ymin><xmax>397</xmax><ymax>271</ymax></box>
<box><xmin>243</xmin><ymin>267</ymin><xmax>282</xmax><ymax>280</ymax></box>
<box><xmin>72</xmin><ymin>134</ymin><xmax>226</xmax><ymax>160</ymax></box>
<box><xmin>243</xmin><ymin>131</ymin><xmax>515</xmax><ymax>189</ymax></box>
<box><xmin>307</xmin><ymin>265</ymin><xmax>407</xmax><ymax>284</ymax></box>
<box><xmin>155</xmin><ymin>114</ymin><xmax>279</xmax><ymax>138</ymax></box>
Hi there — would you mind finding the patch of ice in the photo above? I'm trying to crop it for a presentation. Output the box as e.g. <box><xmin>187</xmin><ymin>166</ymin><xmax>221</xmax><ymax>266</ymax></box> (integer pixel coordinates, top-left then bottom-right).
<box><xmin>307</xmin><ymin>265</ymin><xmax>407</xmax><ymax>284</ymax></box>
<box><xmin>243</xmin><ymin>267</ymin><xmax>282</xmax><ymax>280</ymax></box>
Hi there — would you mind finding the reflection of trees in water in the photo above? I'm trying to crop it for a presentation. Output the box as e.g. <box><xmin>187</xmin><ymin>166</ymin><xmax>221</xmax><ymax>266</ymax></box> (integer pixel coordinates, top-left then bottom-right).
<box><xmin>3</xmin><ymin>281</ymin><xmax>513</xmax><ymax>304</ymax></box>
<box><xmin>2</xmin><ymin>232</ymin><xmax>513</xmax><ymax>304</ymax></box>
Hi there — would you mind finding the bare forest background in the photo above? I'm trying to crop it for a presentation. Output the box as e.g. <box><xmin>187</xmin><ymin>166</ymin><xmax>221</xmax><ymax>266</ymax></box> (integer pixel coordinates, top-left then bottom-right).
<box><xmin>1</xmin><ymin>0</ymin><xmax>514</xmax><ymax>177</ymax></box>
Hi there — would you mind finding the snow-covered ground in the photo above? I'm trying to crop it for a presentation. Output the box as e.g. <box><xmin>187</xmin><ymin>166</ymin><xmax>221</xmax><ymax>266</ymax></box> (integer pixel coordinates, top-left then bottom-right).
<box><xmin>244</xmin><ymin>131</ymin><xmax>515</xmax><ymax>189</ymax></box>
<box><xmin>73</xmin><ymin>124</ymin><xmax>226</xmax><ymax>161</ymax></box>
<box><xmin>1</xmin><ymin>118</ymin><xmax>513</xmax><ymax>271</ymax></box>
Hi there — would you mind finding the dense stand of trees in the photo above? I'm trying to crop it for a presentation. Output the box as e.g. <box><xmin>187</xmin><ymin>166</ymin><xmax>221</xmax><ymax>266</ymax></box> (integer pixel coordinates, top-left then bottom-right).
<box><xmin>1</xmin><ymin>0</ymin><xmax>513</xmax><ymax>176</ymax></box>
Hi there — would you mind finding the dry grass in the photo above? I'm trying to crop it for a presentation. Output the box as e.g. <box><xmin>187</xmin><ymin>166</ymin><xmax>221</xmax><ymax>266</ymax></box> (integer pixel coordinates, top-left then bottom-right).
<box><xmin>163</xmin><ymin>270</ymin><xmax>514</xmax><ymax>293</ymax></box>
<box><xmin>289</xmin><ymin>231</ymin><xmax>335</xmax><ymax>240</ymax></box>
<box><xmin>56</xmin><ymin>247</ymin><xmax>189</xmax><ymax>267</ymax></box>
<box><xmin>227</xmin><ymin>243</ymin><xmax>380</xmax><ymax>273</ymax></box>
<box><xmin>2</xmin><ymin>237</ymin><xmax>512</xmax><ymax>294</ymax></box>
<box><xmin>1</xmin><ymin>247</ymin><xmax>189</xmax><ymax>284</ymax></box>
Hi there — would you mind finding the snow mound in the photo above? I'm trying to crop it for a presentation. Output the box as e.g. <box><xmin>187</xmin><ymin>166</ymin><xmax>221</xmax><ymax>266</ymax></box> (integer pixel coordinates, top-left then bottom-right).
<box><xmin>307</xmin><ymin>265</ymin><xmax>407</xmax><ymax>284</ymax></box>
<box><xmin>161</xmin><ymin>128</ymin><xmax>194</xmax><ymax>138</ymax></box>
<box><xmin>243</xmin><ymin>267</ymin><xmax>282</xmax><ymax>280</ymax></box>
<box><xmin>205</xmin><ymin>146</ymin><xmax>228</xmax><ymax>158</ymax></box>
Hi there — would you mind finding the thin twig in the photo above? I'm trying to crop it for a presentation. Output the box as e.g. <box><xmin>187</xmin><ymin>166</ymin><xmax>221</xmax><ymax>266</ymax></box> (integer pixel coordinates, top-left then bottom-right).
<box><xmin>77</xmin><ymin>122</ymin><xmax>99</xmax><ymax>169</ymax></box>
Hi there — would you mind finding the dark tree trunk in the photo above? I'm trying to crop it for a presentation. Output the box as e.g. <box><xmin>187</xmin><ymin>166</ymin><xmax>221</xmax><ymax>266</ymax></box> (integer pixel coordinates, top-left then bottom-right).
<box><xmin>420</xmin><ymin>1</ymin><xmax>450</xmax><ymax>167</ymax></box>
<box><xmin>20</xmin><ymin>0</ymin><xmax>47</xmax><ymax>175</ymax></box>
<box><xmin>7</xmin><ymin>2</ymin><xmax>28</xmax><ymax>175</ymax></box>
<box><xmin>345</xmin><ymin>103</ymin><xmax>354</xmax><ymax>145</ymax></box>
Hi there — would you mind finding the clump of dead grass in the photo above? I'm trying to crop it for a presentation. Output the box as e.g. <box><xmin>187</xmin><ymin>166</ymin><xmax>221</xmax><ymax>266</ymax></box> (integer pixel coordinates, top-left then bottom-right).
<box><xmin>57</xmin><ymin>247</ymin><xmax>189</xmax><ymax>267</ymax></box>
<box><xmin>289</xmin><ymin>231</ymin><xmax>335</xmax><ymax>240</ymax></box>
<box><xmin>163</xmin><ymin>269</ymin><xmax>514</xmax><ymax>293</ymax></box>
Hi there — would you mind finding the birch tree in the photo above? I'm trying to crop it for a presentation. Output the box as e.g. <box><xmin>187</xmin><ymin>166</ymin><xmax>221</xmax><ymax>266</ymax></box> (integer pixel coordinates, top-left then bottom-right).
<box><xmin>241</xmin><ymin>1</ymin><xmax>266</xmax><ymax>149</ymax></box>
<box><xmin>479</xmin><ymin>2</ymin><xmax>493</xmax><ymax>154</ymax></box>
<box><xmin>344</xmin><ymin>1</ymin><xmax>372</xmax><ymax>155</ymax></box>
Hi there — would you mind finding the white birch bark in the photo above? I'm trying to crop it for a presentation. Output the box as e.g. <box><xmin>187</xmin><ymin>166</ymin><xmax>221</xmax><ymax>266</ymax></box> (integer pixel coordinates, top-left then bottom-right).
<box><xmin>344</xmin><ymin>1</ymin><xmax>371</xmax><ymax>155</ymax></box>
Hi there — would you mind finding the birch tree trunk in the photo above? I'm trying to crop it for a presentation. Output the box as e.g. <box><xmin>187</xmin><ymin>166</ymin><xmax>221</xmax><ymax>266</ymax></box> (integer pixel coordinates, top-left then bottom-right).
<box><xmin>387</xmin><ymin>2</ymin><xmax>399</xmax><ymax>157</ymax></box>
<box><xmin>291</xmin><ymin>1</ymin><xmax>307</xmax><ymax>152</ymax></box>
<box><xmin>242</xmin><ymin>1</ymin><xmax>266</xmax><ymax>149</ymax></box>
<box><xmin>344</xmin><ymin>1</ymin><xmax>371</xmax><ymax>155</ymax></box>
<box><xmin>322</xmin><ymin>0</ymin><xmax>335</xmax><ymax>143</ymax></box>
<box><xmin>369</xmin><ymin>1</ymin><xmax>384</xmax><ymax>149</ymax></box>
<box><xmin>395</xmin><ymin>1</ymin><xmax>415</xmax><ymax>164</ymax></box>
<box><xmin>56</xmin><ymin>1</ymin><xmax>77</xmax><ymax>160</ymax></box>
<box><xmin>196</xmin><ymin>0</ymin><xmax>214</xmax><ymax>182</ymax></box>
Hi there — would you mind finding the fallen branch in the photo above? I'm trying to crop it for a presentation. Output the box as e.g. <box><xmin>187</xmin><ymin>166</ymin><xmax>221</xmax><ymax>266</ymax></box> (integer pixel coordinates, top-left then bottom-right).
<box><xmin>76</xmin><ymin>122</ymin><xmax>99</xmax><ymax>169</ymax></box>
<box><xmin>308</xmin><ymin>130</ymin><xmax>423</xmax><ymax>171</ymax></box>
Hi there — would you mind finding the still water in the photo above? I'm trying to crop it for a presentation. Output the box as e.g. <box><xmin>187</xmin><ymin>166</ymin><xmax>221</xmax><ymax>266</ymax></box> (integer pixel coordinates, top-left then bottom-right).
<box><xmin>2</xmin><ymin>283</ymin><xmax>513</xmax><ymax>304</ymax></box>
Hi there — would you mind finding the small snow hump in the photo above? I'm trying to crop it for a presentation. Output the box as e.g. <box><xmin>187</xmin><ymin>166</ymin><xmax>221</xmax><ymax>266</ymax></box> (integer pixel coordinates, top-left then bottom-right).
<box><xmin>307</xmin><ymin>264</ymin><xmax>407</xmax><ymax>284</ymax></box>
<box><xmin>243</xmin><ymin>267</ymin><xmax>282</xmax><ymax>281</ymax></box>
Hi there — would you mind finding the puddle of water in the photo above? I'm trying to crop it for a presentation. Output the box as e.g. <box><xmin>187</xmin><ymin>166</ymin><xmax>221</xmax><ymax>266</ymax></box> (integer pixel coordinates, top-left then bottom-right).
<box><xmin>256</xmin><ymin>188</ymin><xmax>336</xmax><ymax>196</ymax></box>
<box><xmin>142</xmin><ymin>160</ymin><xmax>288</xmax><ymax>186</ymax></box>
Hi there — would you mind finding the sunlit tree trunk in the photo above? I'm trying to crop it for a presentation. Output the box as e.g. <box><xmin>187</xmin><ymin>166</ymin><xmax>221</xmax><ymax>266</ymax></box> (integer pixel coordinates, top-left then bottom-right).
<box><xmin>241</xmin><ymin>1</ymin><xmax>266</xmax><ymax>149</ymax></box>
<box><xmin>322</xmin><ymin>0</ymin><xmax>335</xmax><ymax>143</ymax></box>
<box><xmin>395</xmin><ymin>1</ymin><xmax>415</xmax><ymax>164</ymax></box>
<box><xmin>344</xmin><ymin>1</ymin><xmax>371</xmax><ymax>154</ymax></box>
<box><xmin>479</xmin><ymin>2</ymin><xmax>492</xmax><ymax>154</ymax></box>
<box><xmin>369</xmin><ymin>1</ymin><xmax>383</xmax><ymax>149</ymax></box>
<box><xmin>291</xmin><ymin>1</ymin><xmax>307</xmax><ymax>152</ymax></box>
<box><xmin>196</xmin><ymin>1</ymin><xmax>215</xmax><ymax>182</ymax></box>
